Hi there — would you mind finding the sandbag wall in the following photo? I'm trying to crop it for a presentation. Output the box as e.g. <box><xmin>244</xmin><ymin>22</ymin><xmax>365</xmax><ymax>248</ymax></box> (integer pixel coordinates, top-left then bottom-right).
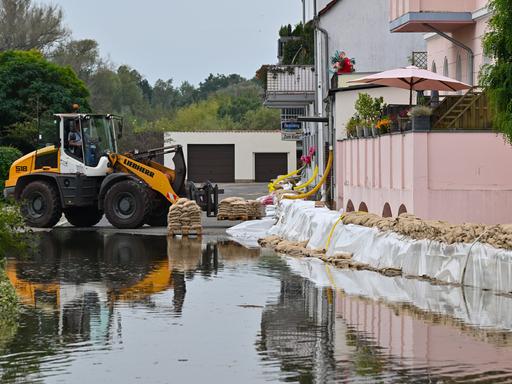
<box><xmin>267</xmin><ymin>200</ymin><xmax>512</xmax><ymax>293</ymax></box>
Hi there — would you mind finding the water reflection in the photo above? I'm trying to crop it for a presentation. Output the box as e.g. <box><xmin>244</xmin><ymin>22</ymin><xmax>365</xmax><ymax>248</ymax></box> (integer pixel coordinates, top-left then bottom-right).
<box><xmin>1</xmin><ymin>232</ymin><xmax>512</xmax><ymax>383</ymax></box>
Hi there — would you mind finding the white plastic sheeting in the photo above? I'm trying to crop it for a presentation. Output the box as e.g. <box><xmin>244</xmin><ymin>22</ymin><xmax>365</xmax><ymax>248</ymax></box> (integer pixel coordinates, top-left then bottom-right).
<box><xmin>284</xmin><ymin>256</ymin><xmax>512</xmax><ymax>331</ymax></box>
<box><xmin>271</xmin><ymin>200</ymin><xmax>512</xmax><ymax>293</ymax></box>
<box><xmin>226</xmin><ymin>218</ymin><xmax>276</xmax><ymax>248</ymax></box>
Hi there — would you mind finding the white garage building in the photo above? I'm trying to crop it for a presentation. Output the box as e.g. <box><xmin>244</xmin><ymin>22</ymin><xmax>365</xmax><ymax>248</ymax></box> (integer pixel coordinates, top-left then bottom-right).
<box><xmin>164</xmin><ymin>131</ymin><xmax>297</xmax><ymax>183</ymax></box>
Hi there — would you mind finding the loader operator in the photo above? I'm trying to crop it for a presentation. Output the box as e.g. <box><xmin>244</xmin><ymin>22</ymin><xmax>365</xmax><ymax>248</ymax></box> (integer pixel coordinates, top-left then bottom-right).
<box><xmin>68</xmin><ymin>122</ymin><xmax>83</xmax><ymax>160</ymax></box>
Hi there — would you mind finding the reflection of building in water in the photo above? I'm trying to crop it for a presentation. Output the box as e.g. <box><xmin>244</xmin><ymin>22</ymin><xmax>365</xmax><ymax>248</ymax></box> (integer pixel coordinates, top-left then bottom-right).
<box><xmin>258</xmin><ymin>275</ymin><xmax>339</xmax><ymax>382</ymax></box>
<box><xmin>336</xmin><ymin>293</ymin><xmax>512</xmax><ymax>378</ymax></box>
<box><xmin>260</xmin><ymin>258</ymin><xmax>512</xmax><ymax>382</ymax></box>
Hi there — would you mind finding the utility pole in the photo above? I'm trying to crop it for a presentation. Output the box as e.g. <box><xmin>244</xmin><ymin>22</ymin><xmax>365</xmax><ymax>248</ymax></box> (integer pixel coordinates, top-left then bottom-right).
<box><xmin>302</xmin><ymin>0</ymin><xmax>306</xmax><ymax>25</ymax></box>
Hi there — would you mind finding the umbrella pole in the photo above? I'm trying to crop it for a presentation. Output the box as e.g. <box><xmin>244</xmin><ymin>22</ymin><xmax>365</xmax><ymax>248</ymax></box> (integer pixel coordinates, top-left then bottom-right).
<box><xmin>409</xmin><ymin>84</ymin><xmax>413</xmax><ymax>107</ymax></box>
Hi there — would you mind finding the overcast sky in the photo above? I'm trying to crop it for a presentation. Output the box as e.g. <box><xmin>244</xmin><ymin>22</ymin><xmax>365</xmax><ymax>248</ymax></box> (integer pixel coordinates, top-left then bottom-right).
<box><xmin>42</xmin><ymin>0</ymin><xmax>302</xmax><ymax>85</ymax></box>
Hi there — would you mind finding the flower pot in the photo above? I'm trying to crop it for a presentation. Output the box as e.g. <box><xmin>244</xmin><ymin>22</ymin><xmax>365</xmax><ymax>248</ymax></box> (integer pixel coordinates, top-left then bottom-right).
<box><xmin>363</xmin><ymin>126</ymin><xmax>370</xmax><ymax>137</ymax></box>
<box><xmin>398</xmin><ymin>117</ymin><xmax>411</xmax><ymax>132</ymax></box>
<box><xmin>371</xmin><ymin>126</ymin><xmax>379</xmax><ymax>137</ymax></box>
<box><xmin>412</xmin><ymin>116</ymin><xmax>431</xmax><ymax>131</ymax></box>
<box><xmin>391</xmin><ymin>121</ymin><xmax>400</xmax><ymax>133</ymax></box>
<box><xmin>356</xmin><ymin>126</ymin><xmax>364</xmax><ymax>138</ymax></box>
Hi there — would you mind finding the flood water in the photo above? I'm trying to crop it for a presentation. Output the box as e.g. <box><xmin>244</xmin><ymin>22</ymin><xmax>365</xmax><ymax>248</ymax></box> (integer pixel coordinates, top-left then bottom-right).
<box><xmin>2</xmin><ymin>231</ymin><xmax>512</xmax><ymax>383</ymax></box>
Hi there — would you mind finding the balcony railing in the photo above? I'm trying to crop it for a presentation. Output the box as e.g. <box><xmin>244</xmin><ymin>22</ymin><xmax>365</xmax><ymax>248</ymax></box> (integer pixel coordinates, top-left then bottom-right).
<box><xmin>264</xmin><ymin>65</ymin><xmax>315</xmax><ymax>108</ymax></box>
<box><xmin>389</xmin><ymin>0</ymin><xmax>474</xmax><ymax>33</ymax></box>
<box><xmin>330</xmin><ymin>72</ymin><xmax>380</xmax><ymax>90</ymax></box>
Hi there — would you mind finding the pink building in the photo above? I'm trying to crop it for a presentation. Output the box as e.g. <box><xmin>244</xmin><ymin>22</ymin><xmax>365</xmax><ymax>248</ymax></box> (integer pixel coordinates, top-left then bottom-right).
<box><xmin>335</xmin><ymin>1</ymin><xmax>512</xmax><ymax>224</ymax></box>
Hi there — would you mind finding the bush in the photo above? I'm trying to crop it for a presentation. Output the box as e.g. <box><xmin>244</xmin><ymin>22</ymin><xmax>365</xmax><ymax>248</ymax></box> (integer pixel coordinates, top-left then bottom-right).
<box><xmin>0</xmin><ymin>147</ymin><xmax>22</xmax><ymax>192</ymax></box>
<box><xmin>409</xmin><ymin>105</ymin><xmax>433</xmax><ymax>117</ymax></box>
<box><xmin>482</xmin><ymin>0</ymin><xmax>512</xmax><ymax>142</ymax></box>
<box><xmin>0</xmin><ymin>203</ymin><xmax>26</xmax><ymax>260</ymax></box>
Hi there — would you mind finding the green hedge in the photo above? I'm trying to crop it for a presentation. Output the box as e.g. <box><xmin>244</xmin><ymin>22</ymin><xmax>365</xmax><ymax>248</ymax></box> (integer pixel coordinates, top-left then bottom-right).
<box><xmin>0</xmin><ymin>147</ymin><xmax>22</xmax><ymax>192</ymax></box>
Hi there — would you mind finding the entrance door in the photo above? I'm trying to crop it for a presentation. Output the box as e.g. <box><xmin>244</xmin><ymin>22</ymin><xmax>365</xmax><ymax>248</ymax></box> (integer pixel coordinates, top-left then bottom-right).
<box><xmin>187</xmin><ymin>144</ymin><xmax>235</xmax><ymax>182</ymax></box>
<box><xmin>254</xmin><ymin>153</ymin><xmax>288</xmax><ymax>182</ymax></box>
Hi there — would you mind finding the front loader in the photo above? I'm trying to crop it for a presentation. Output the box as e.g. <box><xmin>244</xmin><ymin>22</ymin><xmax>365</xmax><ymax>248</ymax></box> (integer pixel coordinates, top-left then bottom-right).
<box><xmin>3</xmin><ymin>113</ymin><xmax>220</xmax><ymax>229</ymax></box>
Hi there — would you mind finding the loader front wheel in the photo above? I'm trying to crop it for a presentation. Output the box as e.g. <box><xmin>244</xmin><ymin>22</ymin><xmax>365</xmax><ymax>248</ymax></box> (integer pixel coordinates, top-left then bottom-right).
<box><xmin>64</xmin><ymin>206</ymin><xmax>103</xmax><ymax>227</ymax></box>
<box><xmin>104</xmin><ymin>180</ymin><xmax>151</xmax><ymax>229</ymax></box>
<box><xmin>145</xmin><ymin>193</ymin><xmax>170</xmax><ymax>227</ymax></box>
<box><xmin>20</xmin><ymin>180</ymin><xmax>62</xmax><ymax>228</ymax></box>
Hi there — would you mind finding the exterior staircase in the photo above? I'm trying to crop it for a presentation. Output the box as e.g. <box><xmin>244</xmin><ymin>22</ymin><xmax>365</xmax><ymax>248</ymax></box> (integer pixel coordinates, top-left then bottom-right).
<box><xmin>433</xmin><ymin>88</ymin><xmax>491</xmax><ymax>130</ymax></box>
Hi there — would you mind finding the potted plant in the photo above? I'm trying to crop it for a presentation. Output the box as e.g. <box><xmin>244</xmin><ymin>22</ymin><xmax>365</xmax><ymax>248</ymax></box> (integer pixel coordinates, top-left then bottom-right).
<box><xmin>409</xmin><ymin>105</ymin><xmax>432</xmax><ymax>131</ymax></box>
<box><xmin>363</xmin><ymin>125</ymin><xmax>370</xmax><ymax>138</ymax></box>
<box><xmin>389</xmin><ymin>114</ymin><xmax>400</xmax><ymax>133</ymax></box>
<box><xmin>376</xmin><ymin>117</ymin><xmax>392</xmax><ymax>135</ymax></box>
<box><xmin>346</xmin><ymin>116</ymin><xmax>358</xmax><ymax>138</ymax></box>
<box><xmin>371</xmin><ymin>121</ymin><xmax>379</xmax><ymax>137</ymax></box>
<box><xmin>397</xmin><ymin>109</ymin><xmax>410</xmax><ymax>132</ymax></box>
<box><xmin>355</xmin><ymin>93</ymin><xmax>385</xmax><ymax>139</ymax></box>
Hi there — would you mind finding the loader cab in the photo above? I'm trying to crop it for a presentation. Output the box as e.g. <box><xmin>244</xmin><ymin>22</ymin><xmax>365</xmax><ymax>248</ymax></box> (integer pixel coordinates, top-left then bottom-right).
<box><xmin>58</xmin><ymin>114</ymin><xmax>122</xmax><ymax>175</ymax></box>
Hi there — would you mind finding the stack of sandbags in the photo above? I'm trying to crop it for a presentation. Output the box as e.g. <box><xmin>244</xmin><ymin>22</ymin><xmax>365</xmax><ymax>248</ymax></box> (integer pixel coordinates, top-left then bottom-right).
<box><xmin>217</xmin><ymin>197</ymin><xmax>244</xmax><ymax>220</ymax></box>
<box><xmin>231</xmin><ymin>201</ymin><xmax>249</xmax><ymax>220</ymax></box>
<box><xmin>247</xmin><ymin>200</ymin><xmax>263</xmax><ymax>219</ymax></box>
<box><xmin>341</xmin><ymin>211</ymin><xmax>512</xmax><ymax>250</ymax></box>
<box><xmin>167</xmin><ymin>198</ymin><xmax>202</xmax><ymax>236</ymax></box>
<box><xmin>167</xmin><ymin>198</ymin><xmax>186</xmax><ymax>234</ymax></box>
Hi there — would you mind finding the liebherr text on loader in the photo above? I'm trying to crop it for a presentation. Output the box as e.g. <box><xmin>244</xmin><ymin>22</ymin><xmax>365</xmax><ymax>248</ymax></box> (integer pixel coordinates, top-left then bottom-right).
<box><xmin>4</xmin><ymin>113</ymin><xmax>220</xmax><ymax>229</ymax></box>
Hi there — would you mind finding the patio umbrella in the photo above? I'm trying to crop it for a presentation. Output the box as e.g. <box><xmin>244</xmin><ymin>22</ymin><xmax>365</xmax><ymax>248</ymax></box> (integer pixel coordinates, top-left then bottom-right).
<box><xmin>347</xmin><ymin>66</ymin><xmax>471</xmax><ymax>106</ymax></box>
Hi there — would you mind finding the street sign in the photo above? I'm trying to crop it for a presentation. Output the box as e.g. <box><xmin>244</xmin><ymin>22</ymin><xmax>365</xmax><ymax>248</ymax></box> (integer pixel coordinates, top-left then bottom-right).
<box><xmin>281</xmin><ymin>120</ymin><xmax>303</xmax><ymax>141</ymax></box>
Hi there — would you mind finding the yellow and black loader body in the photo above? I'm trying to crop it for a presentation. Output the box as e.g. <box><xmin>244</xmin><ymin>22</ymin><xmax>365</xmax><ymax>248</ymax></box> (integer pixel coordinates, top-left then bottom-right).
<box><xmin>4</xmin><ymin>114</ymin><xmax>220</xmax><ymax>229</ymax></box>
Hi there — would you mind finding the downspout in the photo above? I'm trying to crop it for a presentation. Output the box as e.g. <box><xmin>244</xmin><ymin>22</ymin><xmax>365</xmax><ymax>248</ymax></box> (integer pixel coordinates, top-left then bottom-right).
<box><xmin>424</xmin><ymin>23</ymin><xmax>474</xmax><ymax>86</ymax></box>
<box><xmin>314</xmin><ymin>18</ymin><xmax>330</xmax><ymax>200</ymax></box>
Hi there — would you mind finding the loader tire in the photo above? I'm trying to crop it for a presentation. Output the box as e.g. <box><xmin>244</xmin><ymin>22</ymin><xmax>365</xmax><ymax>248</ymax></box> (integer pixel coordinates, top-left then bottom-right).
<box><xmin>104</xmin><ymin>180</ymin><xmax>151</xmax><ymax>229</ymax></box>
<box><xmin>20</xmin><ymin>180</ymin><xmax>62</xmax><ymax>228</ymax></box>
<box><xmin>64</xmin><ymin>206</ymin><xmax>103</xmax><ymax>227</ymax></box>
<box><xmin>145</xmin><ymin>193</ymin><xmax>170</xmax><ymax>227</ymax></box>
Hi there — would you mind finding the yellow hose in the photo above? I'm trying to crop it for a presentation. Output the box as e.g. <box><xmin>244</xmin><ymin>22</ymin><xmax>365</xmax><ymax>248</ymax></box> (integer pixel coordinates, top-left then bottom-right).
<box><xmin>283</xmin><ymin>150</ymin><xmax>333</xmax><ymax>200</ymax></box>
<box><xmin>324</xmin><ymin>210</ymin><xmax>366</xmax><ymax>250</ymax></box>
<box><xmin>325</xmin><ymin>213</ymin><xmax>345</xmax><ymax>251</ymax></box>
<box><xmin>268</xmin><ymin>166</ymin><xmax>305</xmax><ymax>192</ymax></box>
<box><xmin>294</xmin><ymin>166</ymin><xmax>319</xmax><ymax>191</ymax></box>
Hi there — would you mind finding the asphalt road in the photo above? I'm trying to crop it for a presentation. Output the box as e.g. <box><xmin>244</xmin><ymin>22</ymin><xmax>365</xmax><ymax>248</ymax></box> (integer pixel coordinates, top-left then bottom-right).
<box><xmin>44</xmin><ymin>183</ymin><xmax>269</xmax><ymax>236</ymax></box>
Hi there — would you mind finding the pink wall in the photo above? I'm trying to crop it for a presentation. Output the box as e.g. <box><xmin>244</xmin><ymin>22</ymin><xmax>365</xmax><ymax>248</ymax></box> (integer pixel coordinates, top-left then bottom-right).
<box><xmin>428</xmin><ymin>13</ymin><xmax>490</xmax><ymax>85</ymax></box>
<box><xmin>336</xmin><ymin>132</ymin><xmax>512</xmax><ymax>223</ymax></box>
<box><xmin>390</xmin><ymin>0</ymin><xmax>478</xmax><ymax>22</ymax></box>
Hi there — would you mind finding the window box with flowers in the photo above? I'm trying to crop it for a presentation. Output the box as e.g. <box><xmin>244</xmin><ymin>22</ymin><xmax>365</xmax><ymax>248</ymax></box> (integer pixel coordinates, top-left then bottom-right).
<box><xmin>376</xmin><ymin>118</ymin><xmax>392</xmax><ymax>135</ymax></box>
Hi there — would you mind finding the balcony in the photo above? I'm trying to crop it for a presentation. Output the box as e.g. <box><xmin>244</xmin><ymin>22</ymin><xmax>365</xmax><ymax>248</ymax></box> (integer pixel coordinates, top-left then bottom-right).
<box><xmin>263</xmin><ymin>65</ymin><xmax>315</xmax><ymax>108</ymax></box>
<box><xmin>389</xmin><ymin>0</ymin><xmax>475</xmax><ymax>33</ymax></box>
<box><xmin>330</xmin><ymin>72</ymin><xmax>380</xmax><ymax>90</ymax></box>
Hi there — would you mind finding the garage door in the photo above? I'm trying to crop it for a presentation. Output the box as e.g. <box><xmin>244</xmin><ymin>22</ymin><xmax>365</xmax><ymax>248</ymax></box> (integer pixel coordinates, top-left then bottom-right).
<box><xmin>187</xmin><ymin>144</ymin><xmax>235</xmax><ymax>182</ymax></box>
<box><xmin>255</xmin><ymin>153</ymin><xmax>288</xmax><ymax>182</ymax></box>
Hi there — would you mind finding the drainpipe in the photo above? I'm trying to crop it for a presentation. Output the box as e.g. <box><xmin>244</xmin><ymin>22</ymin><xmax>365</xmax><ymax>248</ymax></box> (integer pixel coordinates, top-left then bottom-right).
<box><xmin>424</xmin><ymin>23</ymin><xmax>474</xmax><ymax>86</ymax></box>
<box><xmin>313</xmin><ymin>0</ymin><xmax>330</xmax><ymax>200</ymax></box>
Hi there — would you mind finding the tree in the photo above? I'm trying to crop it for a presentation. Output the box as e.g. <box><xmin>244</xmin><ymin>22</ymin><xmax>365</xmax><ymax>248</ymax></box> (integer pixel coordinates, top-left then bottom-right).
<box><xmin>0</xmin><ymin>50</ymin><xmax>90</xmax><ymax>151</ymax></box>
<box><xmin>88</xmin><ymin>66</ymin><xmax>121</xmax><ymax>113</ymax></box>
<box><xmin>243</xmin><ymin>107</ymin><xmax>280</xmax><ymax>130</ymax></box>
<box><xmin>0</xmin><ymin>0</ymin><xmax>68</xmax><ymax>52</ymax></box>
<box><xmin>50</xmin><ymin>39</ymin><xmax>101</xmax><ymax>81</ymax></box>
<box><xmin>197</xmin><ymin>73</ymin><xmax>245</xmax><ymax>100</ymax></box>
<box><xmin>113</xmin><ymin>65</ymin><xmax>148</xmax><ymax>117</ymax></box>
<box><xmin>482</xmin><ymin>0</ymin><xmax>512</xmax><ymax>142</ymax></box>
